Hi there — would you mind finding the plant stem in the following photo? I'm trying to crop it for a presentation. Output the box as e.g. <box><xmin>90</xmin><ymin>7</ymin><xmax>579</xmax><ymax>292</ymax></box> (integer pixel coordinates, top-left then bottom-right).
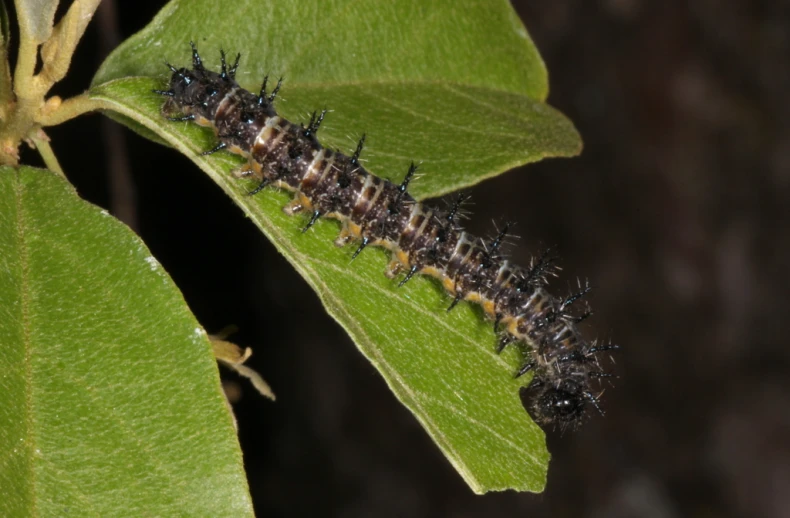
<box><xmin>0</xmin><ymin>0</ymin><xmax>103</xmax><ymax>165</ymax></box>
<box><xmin>12</xmin><ymin>29</ymin><xmax>39</xmax><ymax>100</ymax></box>
<box><xmin>37</xmin><ymin>94</ymin><xmax>111</xmax><ymax>127</ymax></box>
<box><xmin>0</xmin><ymin>2</ymin><xmax>13</xmax><ymax>117</ymax></box>
<box><xmin>30</xmin><ymin>130</ymin><xmax>65</xmax><ymax>179</ymax></box>
<box><xmin>40</xmin><ymin>0</ymin><xmax>103</xmax><ymax>87</ymax></box>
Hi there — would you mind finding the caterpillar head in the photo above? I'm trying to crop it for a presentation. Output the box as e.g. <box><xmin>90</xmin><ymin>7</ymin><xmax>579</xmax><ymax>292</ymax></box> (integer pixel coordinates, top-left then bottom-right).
<box><xmin>166</xmin><ymin>66</ymin><xmax>228</xmax><ymax>119</ymax></box>
<box><xmin>167</xmin><ymin>67</ymin><xmax>196</xmax><ymax>96</ymax></box>
<box><xmin>520</xmin><ymin>378</ymin><xmax>591</xmax><ymax>430</ymax></box>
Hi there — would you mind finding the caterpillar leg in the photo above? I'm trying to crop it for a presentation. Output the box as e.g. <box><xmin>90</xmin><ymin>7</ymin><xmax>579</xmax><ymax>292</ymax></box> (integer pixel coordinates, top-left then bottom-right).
<box><xmin>284</xmin><ymin>193</ymin><xmax>312</xmax><ymax>215</ymax></box>
<box><xmin>233</xmin><ymin>166</ymin><xmax>256</xmax><ymax>179</ymax></box>
<box><xmin>386</xmin><ymin>259</ymin><xmax>403</xmax><ymax>279</ymax></box>
<box><xmin>334</xmin><ymin>225</ymin><xmax>354</xmax><ymax>247</ymax></box>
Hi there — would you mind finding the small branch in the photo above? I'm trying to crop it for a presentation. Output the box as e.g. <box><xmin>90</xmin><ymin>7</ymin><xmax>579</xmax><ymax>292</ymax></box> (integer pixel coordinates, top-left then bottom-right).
<box><xmin>0</xmin><ymin>2</ymin><xmax>13</xmax><ymax>116</ymax></box>
<box><xmin>3</xmin><ymin>1</ymin><xmax>53</xmax><ymax>164</ymax></box>
<box><xmin>29</xmin><ymin>129</ymin><xmax>66</xmax><ymax>179</ymax></box>
<box><xmin>40</xmin><ymin>0</ymin><xmax>103</xmax><ymax>87</ymax></box>
<box><xmin>3</xmin><ymin>30</ymin><xmax>41</xmax><ymax>161</ymax></box>
<box><xmin>0</xmin><ymin>62</ymin><xmax>12</xmax><ymax>121</ymax></box>
<box><xmin>12</xmin><ymin>28</ymin><xmax>40</xmax><ymax>102</ymax></box>
<box><xmin>36</xmin><ymin>94</ymin><xmax>110</xmax><ymax>127</ymax></box>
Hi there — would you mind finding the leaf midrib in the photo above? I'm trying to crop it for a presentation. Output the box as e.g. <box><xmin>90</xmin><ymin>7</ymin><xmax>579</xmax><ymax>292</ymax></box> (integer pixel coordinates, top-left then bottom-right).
<box><xmin>14</xmin><ymin>170</ymin><xmax>38</xmax><ymax>517</ymax></box>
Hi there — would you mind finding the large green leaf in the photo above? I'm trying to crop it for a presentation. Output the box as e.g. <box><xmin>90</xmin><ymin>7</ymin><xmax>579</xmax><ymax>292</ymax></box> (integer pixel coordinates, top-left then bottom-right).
<box><xmin>0</xmin><ymin>167</ymin><xmax>253</xmax><ymax>515</ymax></box>
<box><xmin>89</xmin><ymin>0</ymin><xmax>582</xmax><ymax>493</ymax></box>
<box><xmin>94</xmin><ymin>0</ymin><xmax>549</xmax><ymax>99</ymax></box>
<box><xmin>92</xmin><ymin>0</ymin><xmax>579</xmax><ymax>199</ymax></box>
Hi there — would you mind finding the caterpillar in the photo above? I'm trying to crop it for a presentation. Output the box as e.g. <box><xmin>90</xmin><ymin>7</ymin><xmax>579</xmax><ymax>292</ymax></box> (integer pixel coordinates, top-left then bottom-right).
<box><xmin>155</xmin><ymin>43</ymin><xmax>618</xmax><ymax>430</ymax></box>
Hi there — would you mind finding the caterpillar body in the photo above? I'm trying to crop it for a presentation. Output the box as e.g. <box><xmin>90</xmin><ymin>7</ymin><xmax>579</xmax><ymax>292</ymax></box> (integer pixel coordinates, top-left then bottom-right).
<box><xmin>156</xmin><ymin>43</ymin><xmax>617</xmax><ymax>429</ymax></box>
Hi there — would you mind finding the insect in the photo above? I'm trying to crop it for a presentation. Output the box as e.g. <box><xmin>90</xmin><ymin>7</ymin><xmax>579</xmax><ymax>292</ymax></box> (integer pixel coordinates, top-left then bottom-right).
<box><xmin>154</xmin><ymin>43</ymin><xmax>618</xmax><ymax>430</ymax></box>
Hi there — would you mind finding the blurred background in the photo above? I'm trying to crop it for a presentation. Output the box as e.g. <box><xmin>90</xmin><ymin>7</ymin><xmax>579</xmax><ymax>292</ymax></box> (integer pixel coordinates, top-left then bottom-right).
<box><xmin>44</xmin><ymin>0</ymin><xmax>790</xmax><ymax>516</ymax></box>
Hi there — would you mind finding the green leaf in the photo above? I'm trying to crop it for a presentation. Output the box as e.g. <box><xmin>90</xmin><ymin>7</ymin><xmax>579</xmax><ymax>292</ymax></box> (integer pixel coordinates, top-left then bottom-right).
<box><xmin>89</xmin><ymin>76</ymin><xmax>551</xmax><ymax>493</ymax></box>
<box><xmin>89</xmin><ymin>0</ymin><xmax>581</xmax><ymax>493</ymax></box>
<box><xmin>0</xmin><ymin>167</ymin><xmax>253</xmax><ymax>515</ymax></box>
<box><xmin>92</xmin><ymin>0</ymin><xmax>580</xmax><ymax>200</ymax></box>
<box><xmin>94</xmin><ymin>0</ymin><xmax>549</xmax><ymax>100</ymax></box>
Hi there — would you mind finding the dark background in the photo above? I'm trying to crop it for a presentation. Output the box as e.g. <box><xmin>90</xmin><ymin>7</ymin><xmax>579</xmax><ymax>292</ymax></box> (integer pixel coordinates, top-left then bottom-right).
<box><xmin>41</xmin><ymin>1</ymin><xmax>790</xmax><ymax>517</ymax></box>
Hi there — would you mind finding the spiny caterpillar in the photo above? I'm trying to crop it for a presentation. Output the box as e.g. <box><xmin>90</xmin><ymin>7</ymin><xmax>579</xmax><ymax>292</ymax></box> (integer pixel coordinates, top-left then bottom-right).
<box><xmin>155</xmin><ymin>43</ymin><xmax>618</xmax><ymax>429</ymax></box>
